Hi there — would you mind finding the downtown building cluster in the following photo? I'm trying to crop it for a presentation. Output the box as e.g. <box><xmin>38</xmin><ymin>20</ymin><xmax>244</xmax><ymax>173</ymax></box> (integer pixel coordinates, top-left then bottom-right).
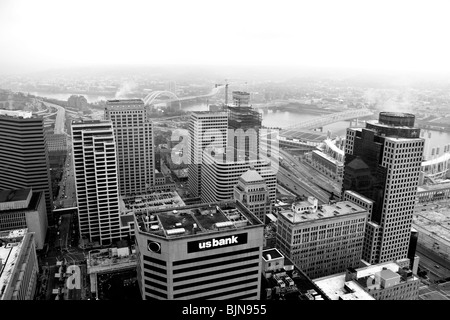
<box><xmin>0</xmin><ymin>95</ymin><xmax>427</xmax><ymax>301</ymax></box>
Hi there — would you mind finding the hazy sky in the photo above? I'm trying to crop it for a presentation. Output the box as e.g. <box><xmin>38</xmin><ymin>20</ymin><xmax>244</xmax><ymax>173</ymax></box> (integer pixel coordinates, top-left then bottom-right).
<box><xmin>1</xmin><ymin>0</ymin><xmax>450</xmax><ymax>75</ymax></box>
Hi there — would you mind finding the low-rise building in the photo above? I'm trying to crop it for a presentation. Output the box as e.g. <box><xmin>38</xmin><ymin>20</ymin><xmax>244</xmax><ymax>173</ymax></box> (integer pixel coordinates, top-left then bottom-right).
<box><xmin>314</xmin><ymin>261</ymin><xmax>420</xmax><ymax>300</ymax></box>
<box><xmin>261</xmin><ymin>248</ymin><xmax>329</xmax><ymax>300</ymax></box>
<box><xmin>276</xmin><ymin>197</ymin><xmax>368</xmax><ymax>279</ymax></box>
<box><xmin>0</xmin><ymin>188</ymin><xmax>47</xmax><ymax>250</ymax></box>
<box><xmin>0</xmin><ymin>229</ymin><xmax>38</xmax><ymax>300</ymax></box>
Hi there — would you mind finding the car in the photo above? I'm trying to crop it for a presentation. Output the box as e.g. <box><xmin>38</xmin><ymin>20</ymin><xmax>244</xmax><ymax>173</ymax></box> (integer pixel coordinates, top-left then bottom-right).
<box><xmin>435</xmin><ymin>265</ymin><xmax>440</xmax><ymax>269</ymax></box>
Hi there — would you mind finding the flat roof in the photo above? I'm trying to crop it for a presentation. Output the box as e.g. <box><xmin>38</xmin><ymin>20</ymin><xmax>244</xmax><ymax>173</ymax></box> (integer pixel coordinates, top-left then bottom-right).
<box><xmin>262</xmin><ymin>248</ymin><xmax>283</xmax><ymax>261</ymax></box>
<box><xmin>0</xmin><ymin>109</ymin><xmax>33</xmax><ymax>119</ymax></box>
<box><xmin>0</xmin><ymin>189</ymin><xmax>32</xmax><ymax>204</ymax></box>
<box><xmin>0</xmin><ymin>229</ymin><xmax>28</xmax><ymax>300</ymax></box>
<box><xmin>279</xmin><ymin>200</ymin><xmax>367</xmax><ymax>224</ymax></box>
<box><xmin>135</xmin><ymin>201</ymin><xmax>263</xmax><ymax>239</ymax></box>
<box><xmin>121</xmin><ymin>191</ymin><xmax>185</xmax><ymax>213</ymax></box>
<box><xmin>418</xmin><ymin>181</ymin><xmax>450</xmax><ymax>192</ymax></box>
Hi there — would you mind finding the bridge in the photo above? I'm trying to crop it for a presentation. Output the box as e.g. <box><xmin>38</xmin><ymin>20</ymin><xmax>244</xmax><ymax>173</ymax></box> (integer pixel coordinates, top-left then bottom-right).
<box><xmin>281</xmin><ymin>108</ymin><xmax>373</xmax><ymax>135</ymax></box>
<box><xmin>143</xmin><ymin>86</ymin><xmax>223</xmax><ymax>106</ymax></box>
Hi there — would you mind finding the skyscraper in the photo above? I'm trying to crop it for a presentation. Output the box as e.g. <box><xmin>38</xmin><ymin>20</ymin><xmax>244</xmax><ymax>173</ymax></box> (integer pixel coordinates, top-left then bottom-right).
<box><xmin>0</xmin><ymin>110</ymin><xmax>53</xmax><ymax>223</ymax></box>
<box><xmin>227</xmin><ymin>91</ymin><xmax>262</xmax><ymax>161</ymax></box>
<box><xmin>187</xmin><ymin>111</ymin><xmax>228</xmax><ymax>198</ymax></box>
<box><xmin>105</xmin><ymin>99</ymin><xmax>155</xmax><ymax>196</ymax></box>
<box><xmin>71</xmin><ymin>120</ymin><xmax>122</xmax><ymax>245</ymax></box>
<box><xmin>134</xmin><ymin>200</ymin><xmax>264</xmax><ymax>300</ymax></box>
<box><xmin>342</xmin><ymin>112</ymin><xmax>424</xmax><ymax>264</ymax></box>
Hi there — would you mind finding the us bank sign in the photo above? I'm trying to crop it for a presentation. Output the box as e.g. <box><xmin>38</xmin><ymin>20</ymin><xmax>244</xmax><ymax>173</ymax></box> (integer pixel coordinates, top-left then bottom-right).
<box><xmin>187</xmin><ymin>233</ymin><xmax>248</xmax><ymax>253</ymax></box>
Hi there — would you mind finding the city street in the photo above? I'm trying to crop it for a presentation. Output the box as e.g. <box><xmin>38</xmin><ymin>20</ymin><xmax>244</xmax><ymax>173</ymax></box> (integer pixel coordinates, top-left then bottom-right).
<box><xmin>417</xmin><ymin>244</ymin><xmax>450</xmax><ymax>282</ymax></box>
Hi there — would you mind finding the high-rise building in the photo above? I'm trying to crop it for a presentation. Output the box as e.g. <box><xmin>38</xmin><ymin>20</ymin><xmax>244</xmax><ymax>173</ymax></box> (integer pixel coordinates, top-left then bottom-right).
<box><xmin>276</xmin><ymin>197</ymin><xmax>369</xmax><ymax>279</ymax></box>
<box><xmin>0</xmin><ymin>110</ymin><xmax>53</xmax><ymax>223</ymax></box>
<box><xmin>0</xmin><ymin>229</ymin><xmax>39</xmax><ymax>300</ymax></box>
<box><xmin>201</xmin><ymin>152</ymin><xmax>277</xmax><ymax>204</ymax></box>
<box><xmin>0</xmin><ymin>188</ymin><xmax>47</xmax><ymax>250</ymax></box>
<box><xmin>134</xmin><ymin>200</ymin><xmax>264</xmax><ymax>300</ymax></box>
<box><xmin>227</xmin><ymin>91</ymin><xmax>262</xmax><ymax>161</ymax></box>
<box><xmin>71</xmin><ymin>120</ymin><xmax>122</xmax><ymax>245</ymax></box>
<box><xmin>105</xmin><ymin>99</ymin><xmax>155</xmax><ymax>196</ymax></box>
<box><xmin>233</xmin><ymin>169</ymin><xmax>272</xmax><ymax>223</ymax></box>
<box><xmin>187</xmin><ymin>111</ymin><xmax>228</xmax><ymax>198</ymax></box>
<box><xmin>342</xmin><ymin>112</ymin><xmax>424</xmax><ymax>264</ymax></box>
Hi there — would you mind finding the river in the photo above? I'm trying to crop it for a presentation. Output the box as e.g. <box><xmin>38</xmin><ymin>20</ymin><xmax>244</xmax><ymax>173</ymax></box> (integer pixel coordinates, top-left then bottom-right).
<box><xmin>33</xmin><ymin>92</ymin><xmax>450</xmax><ymax>159</ymax></box>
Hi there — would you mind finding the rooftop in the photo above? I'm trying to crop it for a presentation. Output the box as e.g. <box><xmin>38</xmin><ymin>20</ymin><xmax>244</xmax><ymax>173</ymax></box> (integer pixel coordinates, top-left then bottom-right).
<box><xmin>314</xmin><ymin>261</ymin><xmax>418</xmax><ymax>300</ymax></box>
<box><xmin>0</xmin><ymin>190</ymin><xmax>42</xmax><ymax>213</ymax></box>
<box><xmin>0</xmin><ymin>229</ymin><xmax>28</xmax><ymax>300</ymax></box>
<box><xmin>0</xmin><ymin>189</ymin><xmax>32</xmax><ymax>204</ymax></box>
<box><xmin>135</xmin><ymin>201</ymin><xmax>263</xmax><ymax>239</ymax></box>
<box><xmin>279</xmin><ymin>200</ymin><xmax>367</xmax><ymax>224</ymax></box>
<box><xmin>239</xmin><ymin>169</ymin><xmax>264</xmax><ymax>183</ymax></box>
<box><xmin>106</xmin><ymin>99</ymin><xmax>144</xmax><ymax>104</ymax></box>
<box><xmin>120</xmin><ymin>191</ymin><xmax>185</xmax><ymax>213</ymax></box>
<box><xmin>262</xmin><ymin>248</ymin><xmax>283</xmax><ymax>261</ymax></box>
<box><xmin>0</xmin><ymin>109</ymin><xmax>33</xmax><ymax>119</ymax></box>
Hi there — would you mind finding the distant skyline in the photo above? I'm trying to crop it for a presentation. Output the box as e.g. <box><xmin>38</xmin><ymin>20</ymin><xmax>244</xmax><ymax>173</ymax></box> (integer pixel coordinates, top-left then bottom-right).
<box><xmin>1</xmin><ymin>0</ymin><xmax>450</xmax><ymax>76</ymax></box>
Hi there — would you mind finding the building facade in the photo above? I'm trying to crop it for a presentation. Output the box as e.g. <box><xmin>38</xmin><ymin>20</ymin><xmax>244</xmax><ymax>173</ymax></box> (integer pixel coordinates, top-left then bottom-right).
<box><xmin>134</xmin><ymin>201</ymin><xmax>264</xmax><ymax>300</ymax></box>
<box><xmin>187</xmin><ymin>111</ymin><xmax>228</xmax><ymax>198</ymax></box>
<box><xmin>342</xmin><ymin>112</ymin><xmax>424</xmax><ymax>264</ymax></box>
<box><xmin>71</xmin><ymin>120</ymin><xmax>122</xmax><ymax>245</ymax></box>
<box><xmin>201</xmin><ymin>152</ymin><xmax>277</xmax><ymax>205</ymax></box>
<box><xmin>105</xmin><ymin>99</ymin><xmax>155</xmax><ymax>196</ymax></box>
<box><xmin>0</xmin><ymin>110</ymin><xmax>53</xmax><ymax>223</ymax></box>
<box><xmin>233</xmin><ymin>170</ymin><xmax>272</xmax><ymax>223</ymax></box>
<box><xmin>0</xmin><ymin>229</ymin><xmax>38</xmax><ymax>300</ymax></box>
<box><xmin>0</xmin><ymin>189</ymin><xmax>47</xmax><ymax>250</ymax></box>
<box><xmin>276</xmin><ymin>198</ymin><xmax>368</xmax><ymax>279</ymax></box>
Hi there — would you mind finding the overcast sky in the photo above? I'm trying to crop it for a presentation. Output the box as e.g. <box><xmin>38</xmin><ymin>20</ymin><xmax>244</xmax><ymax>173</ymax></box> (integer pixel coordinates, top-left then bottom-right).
<box><xmin>1</xmin><ymin>0</ymin><xmax>450</xmax><ymax>75</ymax></box>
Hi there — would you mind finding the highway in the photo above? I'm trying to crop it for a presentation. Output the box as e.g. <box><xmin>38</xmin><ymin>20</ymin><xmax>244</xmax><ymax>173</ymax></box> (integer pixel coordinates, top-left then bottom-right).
<box><xmin>278</xmin><ymin>165</ymin><xmax>330</xmax><ymax>203</ymax></box>
<box><xmin>279</xmin><ymin>148</ymin><xmax>341</xmax><ymax>197</ymax></box>
<box><xmin>417</xmin><ymin>244</ymin><xmax>450</xmax><ymax>282</ymax></box>
<box><xmin>40</xmin><ymin>100</ymin><xmax>66</xmax><ymax>134</ymax></box>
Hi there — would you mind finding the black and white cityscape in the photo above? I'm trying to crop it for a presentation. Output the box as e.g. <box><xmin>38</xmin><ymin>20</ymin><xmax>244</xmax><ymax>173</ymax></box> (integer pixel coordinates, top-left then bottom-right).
<box><xmin>1</xmin><ymin>0</ymin><xmax>450</xmax><ymax>307</ymax></box>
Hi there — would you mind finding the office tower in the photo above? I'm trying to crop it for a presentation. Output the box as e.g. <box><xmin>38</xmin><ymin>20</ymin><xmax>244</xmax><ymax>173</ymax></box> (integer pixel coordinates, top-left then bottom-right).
<box><xmin>227</xmin><ymin>91</ymin><xmax>262</xmax><ymax>161</ymax></box>
<box><xmin>342</xmin><ymin>112</ymin><xmax>424</xmax><ymax>264</ymax></box>
<box><xmin>0</xmin><ymin>188</ymin><xmax>47</xmax><ymax>249</ymax></box>
<box><xmin>0</xmin><ymin>229</ymin><xmax>38</xmax><ymax>300</ymax></box>
<box><xmin>276</xmin><ymin>197</ymin><xmax>368</xmax><ymax>279</ymax></box>
<box><xmin>233</xmin><ymin>169</ymin><xmax>272</xmax><ymax>223</ymax></box>
<box><xmin>71</xmin><ymin>120</ymin><xmax>122</xmax><ymax>245</ymax></box>
<box><xmin>0</xmin><ymin>110</ymin><xmax>53</xmax><ymax>223</ymax></box>
<box><xmin>105</xmin><ymin>99</ymin><xmax>155</xmax><ymax>196</ymax></box>
<box><xmin>314</xmin><ymin>261</ymin><xmax>420</xmax><ymax>300</ymax></box>
<box><xmin>201</xmin><ymin>152</ymin><xmax>277</xmax><ymax>204</ymax></box>
<box><xmin>134</xmin><ymin>200</ymin><xmax>264</xmax><ymax>300</ymax></box>
<box><xmin>187</xmin><ymin>111</ymin><xmax>228</xmax><ymax>198</ymax></box>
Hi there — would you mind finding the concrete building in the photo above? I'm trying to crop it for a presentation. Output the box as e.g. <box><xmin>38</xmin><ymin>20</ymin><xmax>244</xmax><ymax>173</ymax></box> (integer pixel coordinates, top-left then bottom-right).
<box><xmin>417</xmin><ymin>181</ymin><xmax>450</xmax><ymax>203</ymax></box>
<box><xmin>187</xmin><ymin>111</ymin><xmax>228</xmax><ymax>198</ymax></box>
<box><xmin>0</xmin><ymin>189</ymin><xmax>47</xmax><ymax>250</ymax></box>
<box><xmin>233</xmin><ymin>170</ymin><xmax>272</xmax><ymax>223</ymax></box>
<box><xmin>314</xmin><ymin>261</ymin><xmax>420</xmax><ymax>300</ymax></box>
<box><xmin>0</xmin><ymin>229</ymin><xmax>38</xmax><ymax>300</ymax></box>
<box><xmin>310</xmin><ymin>150</ymin><xmax>344</xmax><ymax>183</ymax></box>
<box><xmin>105</xmin><ymin>99</ymin><xmax>155</xmax><ymax>195</ymax></box>
<box><xmin>71</xmin><ymin>120</ymin><xmax>122</xmax><ymax>245</ymax></box>
<box><xmin>134</xmin><ymin>200</ymin><xmax>264</xmax><ymax>300</ymax></box>
<box><xmin>201</xmin><ymin>152</ymin><xmax>277</xmax><ymax>204</ymax></box>
<box><xmin>276</xmin><ymin>197</ymin><xmax>369</xmax><ymax>279</ymax></box>
<box><xmin>0</xmin><ymin>109</ymin><xmax>53</xmax><ymax>223</ymax></box>
<box><xmin>342</xmin><ymin>112</ymin><xmax>424</xmax><ymax>264</ymax></box>
<box><xmin>261</xmin><ymin>248</ymin><xmax>329</xmax><ymax>300</ymax></box>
